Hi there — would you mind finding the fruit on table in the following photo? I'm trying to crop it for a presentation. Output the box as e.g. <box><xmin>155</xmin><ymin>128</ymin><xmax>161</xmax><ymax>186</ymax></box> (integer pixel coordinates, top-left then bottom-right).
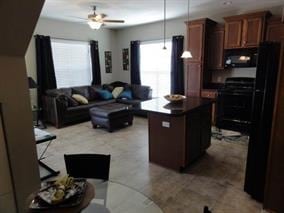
<box><xmin>51</xmin><ymin>175</ymin><xmax>74</xmax><ymax>204</ymax></box>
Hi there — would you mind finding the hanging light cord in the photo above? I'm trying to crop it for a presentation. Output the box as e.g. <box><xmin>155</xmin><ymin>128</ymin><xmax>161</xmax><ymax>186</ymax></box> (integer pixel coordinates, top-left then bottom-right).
<box><xmin>163</xmin><ymin>0</ymin><xmax>166</xmax><ymax>49</ymax></box>
<box><xmin>187</xmin><ymin>0</ymin><xmax>190</xmax><ymax>22</ymax></box>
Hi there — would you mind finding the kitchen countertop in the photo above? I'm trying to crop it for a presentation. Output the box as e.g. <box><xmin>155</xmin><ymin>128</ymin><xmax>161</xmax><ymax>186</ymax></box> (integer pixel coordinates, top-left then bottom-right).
<box><xmin>141</xmin><ymin>97</ymin><xmax>213</xmax><ymax>116</ymax></box>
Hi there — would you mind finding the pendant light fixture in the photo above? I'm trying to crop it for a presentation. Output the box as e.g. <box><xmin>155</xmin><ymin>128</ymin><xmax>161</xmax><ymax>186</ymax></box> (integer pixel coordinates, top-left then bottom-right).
<box><xmin>181</xmin><ymin>0</ymin><xmax>193</xmax><ymax>58</ymax></box>
<box><xmin>163</xmin><ymin>0</ymin><xmax>167</xmax><ymax>50</ymax></box>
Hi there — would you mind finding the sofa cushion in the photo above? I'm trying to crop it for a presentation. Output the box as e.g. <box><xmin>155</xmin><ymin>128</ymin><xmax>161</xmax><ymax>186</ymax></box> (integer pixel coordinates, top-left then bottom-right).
<box><xmin>72</xmin><ymin>86</ymin><xmax>91</xmax><ymax>100</ymax></box>
<box><xmin>89</xmin><ymin>99</ymin><xmax>116</xmax><ymax>107</ymax></box>
<box><xmin>112</xmin><ymin>87</ymin><xmax>124</xmax><ymax>98</ymax></box>
<box><xmin>109</xmin><ymin>81</ymin><xmax>128</xmax><ymax>88</ymax></box>
<box><xmin>88</xmin><ymin>87</ymin><xmax>101</xmax><ymax>101</ymax></box>
<box><xmin>131</xmin><ymin>85</ymin><xmax>151</xmax><ymax>100</ymax></box>
<box><xmin>72</xmin><ymin>94</ymin><xmax>89</xmax><ymax>105</ymax></box>
<box><xmin>46</xmin><ymin>88</ymin><xmax>72</xmax><ymax>97</ymax></box>
<box><xmin>57</xmin><ymin>94</ymin><xmax>79</xmax><ymax>107</ymax></box>
<box><xmin>117</xmin><ymin>99</ymin><xmax>142</xmax><ymax>107</ymax></box>
<box><xmin>118</xmin><ymin>90</ymin><xmax>133</xmax><ymax>100</ymax></box>
<box><xmin>67</xmin><ymin>99</ymin><xmax>116</xmax><ymax>112</ymax></box>
<box><xmin>96</xmin><ymin>89</ymin><xmax>113</xmax><ymax>100</ymax></box>
<box><xmin>102</xmin><ymin>84</ymin><xmax>114</xmax><ymax>92</ymax></box>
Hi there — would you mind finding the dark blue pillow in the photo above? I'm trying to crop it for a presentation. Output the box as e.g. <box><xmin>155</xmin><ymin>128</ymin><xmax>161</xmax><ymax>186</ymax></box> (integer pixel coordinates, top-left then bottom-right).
<box><xmin>96</xmin><ymin>89</ymin><xmax>113</xmax><ymax>100</ymax></box>
<box><xmin>119</xmin><ymin>90</ymin><xmax>133</xmax><ymax>100</ymax></box>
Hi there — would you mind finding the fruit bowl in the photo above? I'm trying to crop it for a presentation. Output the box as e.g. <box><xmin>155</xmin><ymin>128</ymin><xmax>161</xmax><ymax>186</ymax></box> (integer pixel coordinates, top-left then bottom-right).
<box><xmin>164</xmin><ymin>94</ymin><xmax>186</xmax><ymax>102</ymax></box>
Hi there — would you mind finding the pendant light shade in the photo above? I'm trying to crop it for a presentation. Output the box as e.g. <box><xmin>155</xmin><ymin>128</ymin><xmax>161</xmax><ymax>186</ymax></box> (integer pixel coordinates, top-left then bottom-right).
<box><xmin>181</xmin><ymin>50</ymin><xmax>193</xmax><ymax>58</ymax></box>
<box><xmin>181</xmin><ymin>0</ymin><xmax>192</xmax><ymax>58</ymax></box>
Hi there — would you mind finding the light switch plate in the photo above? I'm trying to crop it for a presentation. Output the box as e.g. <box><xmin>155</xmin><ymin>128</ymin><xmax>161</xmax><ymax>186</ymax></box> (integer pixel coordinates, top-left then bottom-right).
<box><xmin>162</xmin><ymin>121</ymin><xmax>170</xmax><ymax>128</ymax></box>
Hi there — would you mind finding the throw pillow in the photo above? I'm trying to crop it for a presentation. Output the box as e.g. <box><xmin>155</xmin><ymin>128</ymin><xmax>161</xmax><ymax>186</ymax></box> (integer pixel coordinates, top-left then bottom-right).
<box><xmin>96</xmin><ymin>89</ymin><xmax>113</xmax><ymax>100</ymax></box>
<box><xmin>72</xmin><ymin>94</ymin><xmax>89</xmax><ymax>105</ymax></box>
<box><xmin>118</xmin><ymin>90</ymin><xmax>133</xmax><ymax>100</ymax></box>
<box><xmin>112</xmin><ymin>87</ymin><xmax>124</xmax><ymax>98</ymax></box>
<box><xmin>72</xmin><ymin>86</ymin><xmax>91</xmax><ymax>100</ymax></box>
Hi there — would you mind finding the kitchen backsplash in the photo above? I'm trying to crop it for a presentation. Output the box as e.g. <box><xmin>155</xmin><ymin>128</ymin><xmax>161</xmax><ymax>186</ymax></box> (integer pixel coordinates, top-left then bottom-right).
<box><xmin>212</xmin><ymin>67</ymin><xmax>257</xmax><ymax>83</ymax></box>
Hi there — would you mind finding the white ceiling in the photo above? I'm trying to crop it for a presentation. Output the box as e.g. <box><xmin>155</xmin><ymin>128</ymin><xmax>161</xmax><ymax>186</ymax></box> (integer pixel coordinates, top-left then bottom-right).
<box><xmin>41</xmin><ymin>0</ymin><xmax>284</xmax><ymax>29</ymax></box>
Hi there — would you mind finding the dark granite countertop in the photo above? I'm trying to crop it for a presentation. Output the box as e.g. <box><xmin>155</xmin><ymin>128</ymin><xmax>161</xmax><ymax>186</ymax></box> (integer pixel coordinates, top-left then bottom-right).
<box><xmin>141</xmin><ymin>97</ymin><xmax>213</xmax><ymax>116</ymax></box>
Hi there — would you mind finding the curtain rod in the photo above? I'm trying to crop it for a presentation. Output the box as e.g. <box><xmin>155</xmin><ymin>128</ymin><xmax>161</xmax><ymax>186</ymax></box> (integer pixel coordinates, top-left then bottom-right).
<box><xmin>34</xmin><ymin>35</ymin><xmax>91</xmax><ymax>43</ymax></box>
<box><xmin>140</xmin><ymin>37</ymin><xmax>172</xmax><ymax>44</ymax></box>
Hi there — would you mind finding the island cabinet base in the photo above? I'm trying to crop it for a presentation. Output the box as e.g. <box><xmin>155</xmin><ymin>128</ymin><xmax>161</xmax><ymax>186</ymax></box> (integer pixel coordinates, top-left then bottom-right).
<box><xmin>148</xmin><ymin>105</ymin><xmax>212</xmax><ymax>171</ymax></box>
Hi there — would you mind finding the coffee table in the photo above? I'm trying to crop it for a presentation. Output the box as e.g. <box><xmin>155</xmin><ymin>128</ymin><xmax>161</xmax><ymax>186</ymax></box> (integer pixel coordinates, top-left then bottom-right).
<box><xmin>34</xmin><ymin>128</ymin><xmax>60</xmax><ymax>180</ymax></box>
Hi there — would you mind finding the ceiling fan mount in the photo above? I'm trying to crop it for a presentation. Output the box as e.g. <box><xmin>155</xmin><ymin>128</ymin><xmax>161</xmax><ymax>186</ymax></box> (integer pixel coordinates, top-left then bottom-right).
<box><xmin>87</xmin><ymin>6</ymin><xmax>125</xmax><ymax>29</ymax></box>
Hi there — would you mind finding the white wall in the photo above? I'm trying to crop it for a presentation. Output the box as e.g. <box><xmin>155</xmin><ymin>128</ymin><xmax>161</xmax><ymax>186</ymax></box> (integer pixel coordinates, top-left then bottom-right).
<box><xmin>212</xmin><ymin>68</ymin><xmax>257</xmax><ymax>83</ymax></box>
<box><xmin>114</xmin><ymin>17</ymin><xmax>187</xmax><ymax>83</ymax></box>
<box><xmin>25</xmin><ymin>18</ymin><xmax>118</xmax><ymax>105</ymax></box>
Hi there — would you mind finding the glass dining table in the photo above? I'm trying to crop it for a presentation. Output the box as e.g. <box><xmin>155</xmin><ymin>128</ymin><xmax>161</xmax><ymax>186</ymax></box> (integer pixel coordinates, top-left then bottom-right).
<box><xmin>82</xmin><ymin>180</ymin><xmax>163</xmax><ymax>213</ymax></box>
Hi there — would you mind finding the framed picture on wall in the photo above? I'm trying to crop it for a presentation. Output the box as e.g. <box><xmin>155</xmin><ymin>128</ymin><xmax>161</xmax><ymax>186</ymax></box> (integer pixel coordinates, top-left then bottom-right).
<box><xmin>104</xmin><ymin>51</ymin><xmax>112</xmax><ymax>73</ymax></box>
<box><xmin>122</xmin><ymin>48</ymin><xmax>129</xmax><ymax>71</ymax></box>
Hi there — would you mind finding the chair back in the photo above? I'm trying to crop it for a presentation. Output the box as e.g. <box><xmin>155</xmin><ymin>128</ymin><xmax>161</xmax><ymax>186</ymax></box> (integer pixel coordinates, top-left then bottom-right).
<box><xmin>64</xmin><ymin>154</ymin><xmax>111</xmax><ymax>180</ymax></box>
<box><xmin>204</xmin><ymin>206</ymin><xmax>212</xmax><ymax>213</ymax></box>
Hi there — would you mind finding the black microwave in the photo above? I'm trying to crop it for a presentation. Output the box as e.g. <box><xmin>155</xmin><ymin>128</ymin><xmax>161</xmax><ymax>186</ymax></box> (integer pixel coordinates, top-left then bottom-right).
<box><xmin>224</xmin><ymin>48</ymin><xmax>258</xmax><ymax>68</ymax></box>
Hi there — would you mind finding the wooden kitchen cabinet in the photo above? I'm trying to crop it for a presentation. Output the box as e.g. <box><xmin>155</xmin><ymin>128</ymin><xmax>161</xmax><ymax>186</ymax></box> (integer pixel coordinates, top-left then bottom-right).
<box><xmin>208</xmin><ymin>25</ymin><xmax>225</xmax><ymax>70</ymax></box>
<box><xmin>185</xmin><ymin>18</ymin><xmax>217</xmax><ymax>97</ymax></box>
<box><xmin>145</xmin><ymin>98</ymin><xmax>212</xmax><ymax>171</ymax></box>
<box><xmin>187</xmin><ymin>23</ymin><xmax>204</xmax><ymax>62</ymax></box>
<box><xmin>224</xmin><ymin>20</ymin><xmax>242</xmax><ymax>49</ymax></box>
<box><xmin>186</xmin><ymin>63</ymin><xmax>202</xmax><ymax>97</ymax></box>
<box><xmin>201</xmin><ymin>89</ymin><xmax>217</xmax><ymax>124</ymax></box>
<box><xmin>224</xmin><ymin>11</ymin><xmax>270</xmax><ymax>49</ymax></box>
<box><xmin>266</xmin><ymin>16</ymin><xmax>284</xmax><ymax>42</ymax></box>
<box><xmin>243</xmin><ymin>17</ymin><xmax>263</xmax><ymax>47</ymax></box>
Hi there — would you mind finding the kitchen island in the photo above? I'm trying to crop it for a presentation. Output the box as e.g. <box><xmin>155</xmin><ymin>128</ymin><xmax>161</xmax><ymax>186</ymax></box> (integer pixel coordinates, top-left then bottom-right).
<box><xmin>141</xmin><ymin>97</ymin><xmax>213</xmax><ymax>171</ymax></box>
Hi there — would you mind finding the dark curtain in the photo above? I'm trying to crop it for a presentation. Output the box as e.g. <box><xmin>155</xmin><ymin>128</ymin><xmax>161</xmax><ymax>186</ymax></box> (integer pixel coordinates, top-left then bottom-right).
<box><xmin>130</xmin><ymin>40</ymin><xmax>141</xmax><ymax>85</ymax></box>
<box><xmin>170</xmin><ymin>35</ymin><xmax>184</xmax><ymax>94</ymax></box>
<box><xmin>90</xmin><ymin>40</ymin><xmax>101</xmax><ymax>85</ymax></box>
<box><xmin>35</xmin><ymin>35</ymin><xmax>57</xmax><ymax>113</ymax></box>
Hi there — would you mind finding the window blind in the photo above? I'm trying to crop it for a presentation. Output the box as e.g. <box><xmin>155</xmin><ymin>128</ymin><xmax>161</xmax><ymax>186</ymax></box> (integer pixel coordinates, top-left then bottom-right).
<box><xmin>51</xmin><ymin>39</ymin><xmax>92</xmax><ymax>88</ymax></box>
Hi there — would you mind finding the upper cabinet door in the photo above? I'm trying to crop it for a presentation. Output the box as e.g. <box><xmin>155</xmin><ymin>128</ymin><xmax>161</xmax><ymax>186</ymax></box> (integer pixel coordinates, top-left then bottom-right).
<box><xmin>224</xmin><ymin>11</ymin><xmax>270</xmax><ymax>49</ymax></box>
<box><xmin>266</xmin><ymin>18</ymin><xmax>284</xmax><ymax>42</ymax></box>
<box><xmin>243</xmin><ymin>17</ymin><xmax>263</xmax><ymax>47</ymax></box>
<box><xmin>188</xmin><ymin>23</ymin><xmax>204</xmax><ymax>62</ymax></box>
<box><xmin>208</xmin><ymin>27</ymin><xmax>225</xmax><ymax>70</ymax></box>
<box><xmin>224</xmin><ymin>20</ymin><xmax>242</xmax><ymax>49</ymax></box>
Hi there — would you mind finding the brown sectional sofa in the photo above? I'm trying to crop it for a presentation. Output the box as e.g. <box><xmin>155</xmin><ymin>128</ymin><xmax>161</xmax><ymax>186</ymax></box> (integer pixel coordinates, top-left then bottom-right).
<box><xmin>43</xmin><ymin>81</ymin><xmax>152</xmax><ymax>128</ymax></box>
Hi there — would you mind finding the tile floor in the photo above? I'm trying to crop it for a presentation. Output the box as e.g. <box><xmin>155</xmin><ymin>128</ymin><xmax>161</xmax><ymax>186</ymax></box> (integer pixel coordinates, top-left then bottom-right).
<box><xmin>39</xmin><ymin>117</ymin><xmax>263</xmax><ymax>213</ymax></box>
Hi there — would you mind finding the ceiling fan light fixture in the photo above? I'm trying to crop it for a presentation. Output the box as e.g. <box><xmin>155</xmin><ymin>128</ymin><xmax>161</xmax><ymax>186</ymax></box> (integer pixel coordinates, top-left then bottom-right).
<box><xmin>88</xmin><ymin>20</ymin><xmax>102</xmax><ymax>29</ymax></box>
<box><xmin>181</xmin><ymin>50</ymin><xmax>193</xmax><ymax>58</ymax></box>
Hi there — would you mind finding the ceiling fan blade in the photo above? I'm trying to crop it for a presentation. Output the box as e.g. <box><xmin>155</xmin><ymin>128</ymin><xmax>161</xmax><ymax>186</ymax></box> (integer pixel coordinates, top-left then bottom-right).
<box><xmin>69</xmin><ymin>16</ymin><xmax>88</xmax><ymax>21</ymax></box>
<box><xmin>103</xmin><ymin>20</ymin><xmax>125</xmax><ymax>23</ymax></box>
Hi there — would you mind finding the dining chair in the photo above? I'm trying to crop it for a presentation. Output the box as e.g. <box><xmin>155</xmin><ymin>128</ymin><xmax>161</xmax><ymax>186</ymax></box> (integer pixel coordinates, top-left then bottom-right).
<box><xmin>64</xmin><ymin>154</ymin><xmax>111</xmax><ymax>180</ymax></box>
<box><xmin>204</xmin><ymin>206</ymin><xmax>212</xmax><ymax>213</ymax></box>
<box><xmin>64</xmin><ymin>153</ymin><xmax>111</xmax><ymax>206</ymax></box>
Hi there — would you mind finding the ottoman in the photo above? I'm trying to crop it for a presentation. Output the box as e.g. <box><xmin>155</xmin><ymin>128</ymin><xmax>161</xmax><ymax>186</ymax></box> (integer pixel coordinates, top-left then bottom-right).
<box><xmin>89</xmin><ymin>103</ymin><xmax>133</xmax><ymax>132</ymax></box>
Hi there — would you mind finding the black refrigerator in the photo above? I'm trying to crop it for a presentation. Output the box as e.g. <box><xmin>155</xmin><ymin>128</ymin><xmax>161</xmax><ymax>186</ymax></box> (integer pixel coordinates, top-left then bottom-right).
<box><xmin>244</xmin><ymin>42</ymin><xmax>281</xmax><ymax>202</ymax></box>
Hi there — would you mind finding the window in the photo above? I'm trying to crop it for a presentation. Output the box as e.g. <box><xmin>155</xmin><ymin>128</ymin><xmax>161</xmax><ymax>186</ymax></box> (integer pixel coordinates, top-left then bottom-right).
<box><xmin>51</xmin><ymin>39</ymin><xmax>92</xmax><ymax>88</ymax></box>
<box><xmin>140</xmin><ymin>40</ymin><xmax>172</xmax><ymax>97</ymax></box>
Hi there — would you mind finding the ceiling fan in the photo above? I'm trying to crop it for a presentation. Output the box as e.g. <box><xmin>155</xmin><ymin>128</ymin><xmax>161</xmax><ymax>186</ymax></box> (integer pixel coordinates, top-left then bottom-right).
<box><xmin>87</xmin><ymin>6</ymin><xmax>125</xmax><ymax>29</ymax></box>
